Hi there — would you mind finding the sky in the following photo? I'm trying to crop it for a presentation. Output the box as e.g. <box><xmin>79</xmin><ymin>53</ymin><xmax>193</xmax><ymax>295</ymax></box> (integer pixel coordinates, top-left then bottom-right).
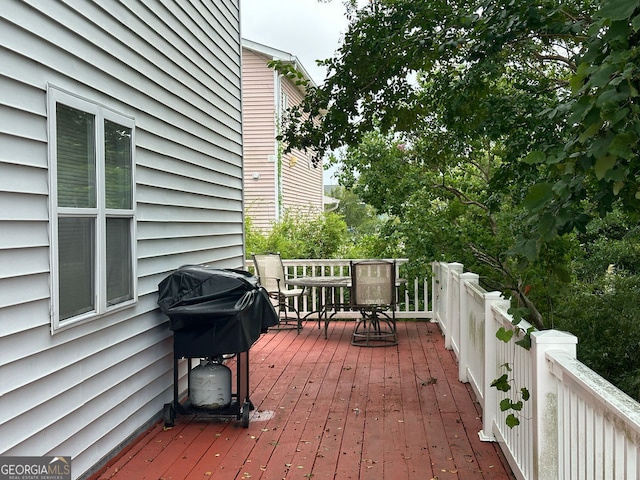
<box><xmin>240</xmin><ymin>0</ymin><xmax>355</xmax><ymax>184</ymax></box>
<box><xmin>240</xmin><ymin>0</ymin><xmax>351</xmax><ymax>86</ymax></box>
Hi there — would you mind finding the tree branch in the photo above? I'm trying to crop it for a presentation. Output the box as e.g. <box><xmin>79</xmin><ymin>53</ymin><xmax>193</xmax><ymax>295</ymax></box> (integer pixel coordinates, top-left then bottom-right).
<box><xmin>533</xmin><ymin>51</ymin><xmax>577</xmax><ymax>71</ymax></box>
<box><xmin>468</xmin><ymin>243</ymin><xmax>546</xmax><ymax>330</ymax></box>
<box><xmin>434</xmin><ymin>182</ymin><xmax>498</xmax><ymax>235</ymax></box>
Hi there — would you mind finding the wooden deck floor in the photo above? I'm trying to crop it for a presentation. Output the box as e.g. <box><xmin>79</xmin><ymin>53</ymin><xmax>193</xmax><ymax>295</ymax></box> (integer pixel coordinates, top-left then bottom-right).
<box><xmin>90</xmin><ymin>321</ymin><xmax>515</xmax><ymax>480</ymax></box>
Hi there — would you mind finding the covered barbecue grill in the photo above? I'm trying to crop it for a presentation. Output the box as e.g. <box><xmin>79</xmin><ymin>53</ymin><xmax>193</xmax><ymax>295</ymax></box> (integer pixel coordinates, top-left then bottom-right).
<box><xmin>158</xmin><ymin>265</ymin><xmax>278</xmax><ymax>427</ymax></box>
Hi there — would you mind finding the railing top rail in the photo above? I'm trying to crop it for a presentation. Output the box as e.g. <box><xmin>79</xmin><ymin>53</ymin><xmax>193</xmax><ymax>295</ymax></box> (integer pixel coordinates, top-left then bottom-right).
<box><xmin>246</xmin><ymin>258</ymin><xmax>409</xmax><ymax>268</ymax></box>
<box><xmin>282</xmin><ymin>258</ymin><xmax>407</xmax><ymax>264</ymax></box>
<box><xmin>547</xmin><ymin>350</ymin><xmax>640</xmax><ymax>437</ymax></box>
<box><xmin>464</xmin><ymin>280</ymin><xmax>487</xmax><ymax>299</ymax></box>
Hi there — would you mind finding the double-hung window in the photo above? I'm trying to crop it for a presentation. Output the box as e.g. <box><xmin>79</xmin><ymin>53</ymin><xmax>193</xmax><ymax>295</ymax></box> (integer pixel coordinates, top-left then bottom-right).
<box><xmin>48</xmin><ymin>87</ymin><xmax>136</xmax><ymax>331</ymax></box>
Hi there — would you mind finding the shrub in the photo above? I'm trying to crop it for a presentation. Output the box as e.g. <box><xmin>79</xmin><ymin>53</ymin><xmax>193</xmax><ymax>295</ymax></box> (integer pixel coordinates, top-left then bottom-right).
<box><xmin>555</xmin><ymin>274</ymin><xmax>640</xmax><ymax>401</ymax></box>
<box><xmin>245</xmin><ymin>210</ymin><xmax>348</xmax><ymax>259</ymax></box>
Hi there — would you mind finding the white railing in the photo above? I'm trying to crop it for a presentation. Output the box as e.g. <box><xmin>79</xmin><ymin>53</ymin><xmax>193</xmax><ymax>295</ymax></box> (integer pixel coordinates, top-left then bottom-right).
<box><xmin>245</xmin><ymin>258</ymin><xmax>432</xmax><ymax>320</ymax></box>
<box><xmin>433</xmin><ymin>261</ymin><xmax>640</xmax><ymax>480</ymax></box>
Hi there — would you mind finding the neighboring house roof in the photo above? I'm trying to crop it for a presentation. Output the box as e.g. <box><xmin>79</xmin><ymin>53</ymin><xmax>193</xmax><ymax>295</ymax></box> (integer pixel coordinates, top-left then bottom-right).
<box><xmin>324</xmin><ymin>194</ymin><xmax>340</xmax><ymax>212</ymax></box>
<box><xmin>241</xmin><ymin>38</ymin><xmax>318</xmax><ymax>92</ymax></box>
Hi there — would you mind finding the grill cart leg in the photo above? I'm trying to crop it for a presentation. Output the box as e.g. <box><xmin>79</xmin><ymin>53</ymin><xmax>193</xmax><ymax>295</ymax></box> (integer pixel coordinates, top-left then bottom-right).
<box><xmin>163</xmin><ymin>402</ymin><xmax>175</xmax><ymax>427</ymax></box>
<box><xmin>162</xmin><ymin>357</ymin><xmax>181</xmax><ymax>427</ymax></box>
<box><xmin>237</xmin><ymin>351</ymin><xmax>252</xmax><ymax>427</ymax></box>
<box><xmin>241</xmin><ymin>401</ymin><xmax>250</xmax><ymax>428</ymax></box>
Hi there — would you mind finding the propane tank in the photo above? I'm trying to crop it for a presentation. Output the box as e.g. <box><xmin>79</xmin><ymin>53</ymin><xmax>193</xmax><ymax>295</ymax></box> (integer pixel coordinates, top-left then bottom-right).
<box><xmin>190</xmin><ymin>359</ymin><xmax>232</xmax><ymax>409</ymax></box>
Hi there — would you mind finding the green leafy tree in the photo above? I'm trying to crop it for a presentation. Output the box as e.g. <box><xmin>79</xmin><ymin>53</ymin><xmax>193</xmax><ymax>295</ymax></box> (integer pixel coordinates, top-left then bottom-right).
<box><xmin>518</xmin><ymin>2</ymin><xmax>640</xmax><ymax>247</ymax></box>
<box><xmin>329</xmin><ymin>185</ymin><xmax>379</xmax><ymax>236</ymax></box>
<box><xmin>274</xmin><ymin>0</ymin><xmax>591</xmax><ymax>165</ymax></box>
<box><xmin>268</xmin><ymin>0</ymin><xmax>598</xmax><ymax>325</ymax></box>
<box><xmin>335</xmin><ymin>128</ymin><xmax>578</xmax><ymax>329</ymax></box>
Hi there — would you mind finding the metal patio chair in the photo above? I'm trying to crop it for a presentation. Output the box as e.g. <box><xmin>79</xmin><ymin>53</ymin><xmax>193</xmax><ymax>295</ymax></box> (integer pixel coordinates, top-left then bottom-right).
<box><xmin>350</xmin><ymin>260</ymin><xmax>398</xmax><ymax>346</ymax></box>
<box><xmin>252</xmin><ymin>253</ymin><xmax>305</xmax><ymax>333</ymax></box>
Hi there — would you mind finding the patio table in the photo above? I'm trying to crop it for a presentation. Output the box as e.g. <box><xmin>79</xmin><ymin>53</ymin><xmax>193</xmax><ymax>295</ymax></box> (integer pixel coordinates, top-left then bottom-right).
<box><xmin>286</xmin><ymin>276</ymin><xmax>351</xmax><ymax>338</ymax></box>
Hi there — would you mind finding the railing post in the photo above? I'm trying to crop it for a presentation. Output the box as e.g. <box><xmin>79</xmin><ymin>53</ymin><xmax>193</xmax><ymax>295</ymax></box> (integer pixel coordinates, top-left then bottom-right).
<box><xmin>478</xmin><ymin>291</ymin><xmax>507</xmax><ymax>441</ymax></box>
<box><xmin>458</xmin><ymin>272</ymin><xmax>479</xmax><ymax>383</ymax></box>
<box><xmin>530</xmin><ymin>330</ymin><xmax>578</xmax><ymax>480</ymax></box>
<box><xmin>443</xmin><ymin>262</ymin><xmax>463</xmax><ymax>349</ymax></box>
<box><xmin>431</xmin><ymin>262</ymin><xmax>442</xmax><ymax>322</ymax></box>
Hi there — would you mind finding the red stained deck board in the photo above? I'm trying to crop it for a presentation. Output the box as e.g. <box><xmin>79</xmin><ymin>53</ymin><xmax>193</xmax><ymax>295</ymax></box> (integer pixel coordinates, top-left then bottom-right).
<box><xmin>89</xmin><ymin>321</ymin><xmax>515</xmax><ymax>480</ymax></box>
<box><xmin>397</xmin><ymin>323</ymin><xmax>435</xmax><ymax>479</ymax></box>
<box><xmin>257</xmin><ymin>331</ymin><xmax>344</xmax><ymax>479</ymax></box>
<box><xmin>333</xmin><ymin>337</ymin><xmax>373</xmax><ymax>479</ymax></box>
<box><xmin>308</xmin><ymin>327</ymin><xmax>363</xmax><ymax>480</ymax></box>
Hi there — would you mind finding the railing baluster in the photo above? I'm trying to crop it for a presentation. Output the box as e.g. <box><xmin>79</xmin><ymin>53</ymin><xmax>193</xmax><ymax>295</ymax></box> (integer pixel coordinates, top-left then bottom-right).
<box><xmin>245</xmin><ymin>258</ymin><xmax>432</xmax><ymax>320</ymax></box>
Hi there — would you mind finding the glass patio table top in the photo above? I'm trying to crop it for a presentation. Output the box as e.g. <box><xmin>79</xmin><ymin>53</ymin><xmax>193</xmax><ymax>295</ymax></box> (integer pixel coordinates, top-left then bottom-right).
<box><xmin>286</xmin><ymin>276</ymin><xmax>351</xmax><ymax>338</ymax></box>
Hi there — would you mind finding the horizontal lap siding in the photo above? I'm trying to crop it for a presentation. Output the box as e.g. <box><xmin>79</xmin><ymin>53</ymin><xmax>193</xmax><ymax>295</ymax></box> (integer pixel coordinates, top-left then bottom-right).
<box><xmin>0</xmin><ymin>1</ymin><xmax>243</xmax><ymax>479</ymax></box>
<box><xmin>281</xmin><ymin>80</ymin><xmax>323</xmax><ymax>216</ymax></box>
<box><xmin>241</xmin><ymin>49</ymin><xmax>277</xmax><ymax>230</ymax></box>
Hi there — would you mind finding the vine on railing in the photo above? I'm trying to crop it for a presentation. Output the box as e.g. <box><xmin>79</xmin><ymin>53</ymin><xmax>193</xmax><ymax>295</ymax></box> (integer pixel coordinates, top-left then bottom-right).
<box><xmin>491</xmin><ymin>306</ymin><xmax>534</xmax><ymax>428</ymax></box>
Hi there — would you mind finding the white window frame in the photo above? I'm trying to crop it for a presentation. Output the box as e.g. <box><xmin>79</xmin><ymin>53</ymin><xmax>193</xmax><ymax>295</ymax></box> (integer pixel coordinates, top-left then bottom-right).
<box><xmin>48</xmin><ymin>86</ymin><xmax>137</xmax><ymax>332</ymax></box>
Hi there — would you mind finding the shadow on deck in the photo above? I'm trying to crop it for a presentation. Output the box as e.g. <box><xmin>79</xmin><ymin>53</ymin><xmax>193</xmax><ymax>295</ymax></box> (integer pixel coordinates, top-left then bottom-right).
<box><xmin>90</xmin><ymin>320</ymin><xmax>515</xmax><ymax>480</ymax></box>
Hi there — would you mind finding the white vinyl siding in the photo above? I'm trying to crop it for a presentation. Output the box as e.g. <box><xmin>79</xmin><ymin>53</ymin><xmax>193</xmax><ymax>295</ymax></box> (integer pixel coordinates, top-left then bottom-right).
<box><xmin>0</xmin><ymin>1</ymin><xmax>243</xmax><ymax>478</ymax></box>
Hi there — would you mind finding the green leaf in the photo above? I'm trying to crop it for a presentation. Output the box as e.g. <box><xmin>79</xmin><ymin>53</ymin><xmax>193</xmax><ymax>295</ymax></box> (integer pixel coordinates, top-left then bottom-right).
<box><xmin>521</xmin><ymin>388</ymin><xmax>530</xmax><ymax>401</ymax></box>
<box><xmin>603</xmin><ymin>107</ymin><xmax>630</xmax><ymax>128</ymax></box>
<box><xmin>588</xmin><ymin>64</ymin><xmax>617</xmax><ymax>88</ymax></box>
<box><xmin>499</xmin><ymin>398</ymin><xmax>512</xmax><ymax>411</ymax></box>
<box><xmin>491</xmin><ymin>374</ymin><xmax>511</xmax><ymax>392</ymax></box>
<box><xmin>589</xmin><ymin>135</ymin><xmax>614</xmax><ymax>158</ymax></box>
<box><xmin>594</xmin><ymin>156</ymin><xmax>617</xmax><ymax>180</ymax></box>
<box><xmin>599</xmin><ymin>1</ymin><xmax>639</xmax><ymax>21</ymax></box>
<box><xmin>613</xmin><ymin>181</ymin><xmax>625</xmax><ymax>195</ymax></box>
<box><xmin>508</xmin><ymin>306</ymin><xmax>530</xmax><ymax>325</ymax></box>
<box><xmin>570</xmin><ymin>63</ymin><xmax>591</xmax><ymax>93</ymax></box>
<box><xmin>510</xmin><ymin>400</ymin><xmax>523</xmax><ymax>411</ymax></box>
<box><xmin>523</xmin><ymin>151</ymin><xmax>546</xmax><ymax>165</ymax></box>
<box><xmin>609</xmin><ymin>133</ymin><xmax>637</xmax><ymax>159</ymax></box>
<box><xmin>520</xmin><ymin>238</ymin><xmax>539</xmax><ymax>261</ymax></box>
<box><xmin>605</xmin><ymin>167</ymin><xmax>626</xmax><ymax>182</ymax></box>
<box><xmin>496</xmin><ymin>327</ymin><xmax>514</xmax><ymax>343</ymax></box>
<box><xmin>515</xmin><ymin>335</ymin><xmax>532</xmax><ymax>350</ymax></box>
<box><xmin>578</xmin><ymin>122</ymin><xmax>603</xmax><ymax>144</ymax></box>
<box><xmin>506</xmin><ymin>414</ymin><xmax>520</xmax><ymax>429</ymax></box>
<box><xmin>596</xmin><ymin>88</ymin><xmax>629</xmax><ymax>108</ymax></box>
<box><xmin>500</xmin><ymin>362</ymin><xmax>513</xmax><ymax>372</ymax></box>
<box><xmin>523</xmin><ymin>183</ymin><xmax>554</xmax><ymax>211</ymax></box>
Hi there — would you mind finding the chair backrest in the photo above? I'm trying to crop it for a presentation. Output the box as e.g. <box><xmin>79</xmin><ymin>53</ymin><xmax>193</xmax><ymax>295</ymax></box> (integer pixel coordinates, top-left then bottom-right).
<box><xmin>252</xmin><ymin>254</ymin><xmax>285</xmax><ymax>293</ymax></box>
<box><xmin>350</xmin><ymin>260</ymin><xmax>396</xmax><ymax>308</ymax></box>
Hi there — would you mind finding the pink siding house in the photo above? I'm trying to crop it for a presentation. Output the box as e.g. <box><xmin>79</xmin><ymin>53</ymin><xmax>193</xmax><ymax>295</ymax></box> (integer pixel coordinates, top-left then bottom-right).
<box><xmin>241</xmin><ymin>39</ymin><xmax>324</xmax><ymax>231</ymax></box>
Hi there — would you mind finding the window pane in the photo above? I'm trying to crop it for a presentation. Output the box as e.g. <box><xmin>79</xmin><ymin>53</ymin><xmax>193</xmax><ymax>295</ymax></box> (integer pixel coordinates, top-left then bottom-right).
<box><xmin>57</xmin><ymin>104</ymin><xmax>96</xmax><ymax>208</ymax></box>
<box><xmin>59</xmin><ymin>217</ymin><xmax>95</xmax><ymax>320</ymax></box>
<box><xmin>106</xmin><ymin>217</ymin><xmax>133</xmax><ymax>305</ymax></box>
<box><xmin>105</xmin><ymin>120</ymin><xmax>132</xmax><ymax>209</ymax></box>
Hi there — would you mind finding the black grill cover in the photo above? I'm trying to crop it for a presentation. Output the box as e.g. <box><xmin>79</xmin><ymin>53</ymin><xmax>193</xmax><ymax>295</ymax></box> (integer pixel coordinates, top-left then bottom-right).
<box><xmin>157</xmin><ymin>265</ymin><xmax>278</xmax><ymax>357</ymax></box>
